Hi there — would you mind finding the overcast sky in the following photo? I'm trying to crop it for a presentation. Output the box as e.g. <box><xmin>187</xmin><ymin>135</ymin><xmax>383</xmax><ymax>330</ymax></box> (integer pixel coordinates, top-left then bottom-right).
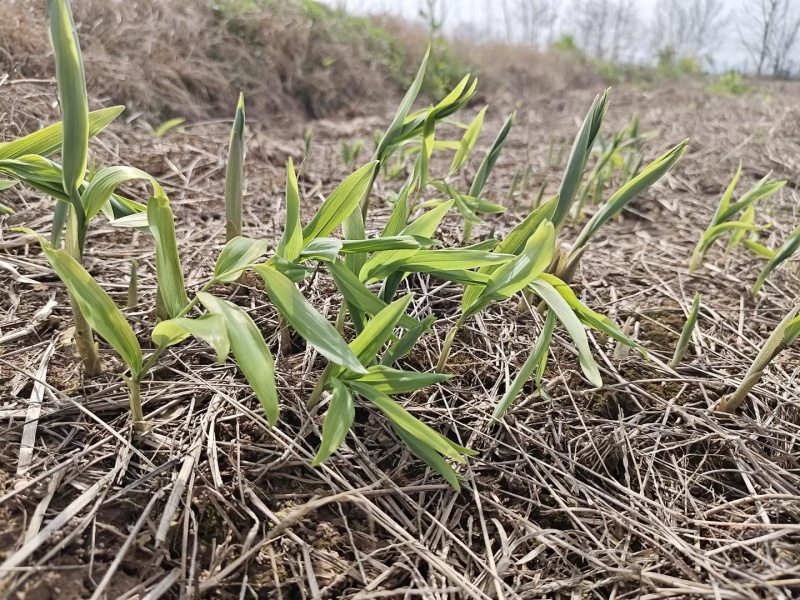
<box><xmin>323</xmin><ymin>0</ymin><xmax>752</xmax><ymax>70</ymax></box>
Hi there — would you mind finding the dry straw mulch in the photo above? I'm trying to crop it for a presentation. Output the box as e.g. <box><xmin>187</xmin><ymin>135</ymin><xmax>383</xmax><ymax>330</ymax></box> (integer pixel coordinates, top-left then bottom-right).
<box><xmin>1</xmin><ymin>77</ymin><xmax>800</xmax><ymax>599</ymax></box>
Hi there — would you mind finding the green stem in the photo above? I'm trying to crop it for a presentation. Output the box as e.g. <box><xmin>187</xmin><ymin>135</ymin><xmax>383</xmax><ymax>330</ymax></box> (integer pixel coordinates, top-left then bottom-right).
<box><xmin>435</xmin><ymin>317</ymin><xmax>464</xmax><ymax>373</ymax></box>
<box><xmin>307</xmin><ymin>363</ymin><xmax>334</xmax><ymax>410</ymax></box>
<box><xmin>65</xmin><ymin>206</ymin><xmax>102</xmax><ymax>377</ymax></box>
<box><xmin>125</xmin><ymin>376</ymin><xmax>148</xmax><ymax>432</ymax></box>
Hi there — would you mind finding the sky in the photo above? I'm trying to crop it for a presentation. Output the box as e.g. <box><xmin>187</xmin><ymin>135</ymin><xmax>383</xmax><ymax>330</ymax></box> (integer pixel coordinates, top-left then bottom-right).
<box><xmin>322</xmin><ymin>0</ymin><xmax>753</xmax><ymax>71</ymax></box>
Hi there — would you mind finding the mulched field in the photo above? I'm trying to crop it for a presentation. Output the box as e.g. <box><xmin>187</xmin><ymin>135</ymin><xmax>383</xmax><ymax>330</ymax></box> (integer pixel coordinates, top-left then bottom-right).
<box><xmin>2</xmin><ymin>76</ymin><xmax>800</xmax><ymax>599</ymax></box>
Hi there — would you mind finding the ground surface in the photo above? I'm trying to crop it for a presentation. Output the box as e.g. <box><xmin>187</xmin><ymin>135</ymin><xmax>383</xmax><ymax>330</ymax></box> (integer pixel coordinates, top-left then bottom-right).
<box><xmin>1</xmin><ymin>77</ymin><xmax>800</xmax><ymax>599</ymax></box>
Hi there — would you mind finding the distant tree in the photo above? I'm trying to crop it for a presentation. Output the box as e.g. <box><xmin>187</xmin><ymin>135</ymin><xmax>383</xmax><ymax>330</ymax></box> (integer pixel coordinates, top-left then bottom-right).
<box><xmin>651</xmin><ymin>0</ymin><xmax>726</xmax><ymax>64</ymax></box>
<box><xmin>514</xmin><ymin>0</ymin><xmax>560</xmax><ymax>47</ymax></box>
<box><xmin>571</xmin><ymin>0</ymin><xmax>638</xmax><ymax>62</ymax></box>
<box><xmin>739</xmin><ymin>0</ymin><xmax>800</xmax><ymax>76</ymax></box>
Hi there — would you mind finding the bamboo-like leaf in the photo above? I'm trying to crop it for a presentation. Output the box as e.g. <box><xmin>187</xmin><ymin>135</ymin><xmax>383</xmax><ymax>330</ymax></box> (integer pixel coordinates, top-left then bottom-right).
<box><xmin>147</xmin><ymin>195</ymin><xmax>188</xmax><ymax>318</ymax></box>
<box><xmin>0</xmin><ymin>180</ymin><xmax>17</xmax><ymax>190</ymax></box>
<box><xmin>82</xmin><ymin>166</ymin><xmax>165</xmax><ymax>221</ymax></box>
<box><xmin>301</xmin><ymin>236</ymin><xmax>421</xmax><ymax>262</ymax></box>
<box><xmin>346</xmin><ymin>365</ymin><xmax>450</xmax><ymax>394</ymax></box>
<box><xmin>346</xmin><ymin>381</ymin><xmax>474</xmax><ymax>462</ymax></box>
<box><xmin>719</xmin><ymin>174</ymin><xmax>785</xmax><ymax>224</ymax></box>
<box><xmin>713</xmin><ymin>162</ymin><xmax>742</xmax><ymax>223</ymax></box>
<box><xmin>464</xmin><ymin>222</ymin><xmax>555</xmax><ymax>318</ymax></box>
<box><xmin>41</xmin><ymin>241</ymin><xmax>142</xmax><ymax>375</ymax></box>
<box><xmin>374</xmin><ymin>47</ymin><xmax>430</xmax><ymax>162</ymax></box>
<box><xmin>374</xmin><ymin>249</ymin><xmax>515</xmax><ymax>281</ymax></box>
<box><xmin>529</xmin><ymin>278</ymin><xmax>603</xmax><ymax>387</ymax></box>
<box><xmin>752</xmin><ymin>224</ymin><xmax>800</xmax><ymax>295</ymax></box>
<box><xmin>253</xmin><ymin>265</ymin><xmax>367</xmax><ymax>374</ymax></box>
<box><xmin>302</xmin><ymin>162</ymin><xmax>378</xmax><ymax>243</ymax></box>
<box><xmin>47</xmin><ymin>0</ymin><xmax>89</xmax><ymax>202</ymax></box>
<box><xmin>360</xmin><ymin>200</ymin><xmax>454</xmax><ymax>282</ymax></box>
<box><xmin>394</xmin><ymin>425</ymin><xmax>462</xmax><ymax>491</ymax></box>
<box><xmin>742</xmin><ymin>239</ymin><xmax>776</xmax><ymax>259</ymax></box>
<box><xmin>153</xmin><ymin>117</ymin><xmax>185</xmax><ymax>138</ymax></box>
<box><xmin>380</xmin><ymin>315</ymin><xmax>436</xmax><ymax>366</ymax></box>
<box><xmin>462</xmin><ymin>196</ymin><xmax>558</xmax><ymax>311</ymax></box>
<box><xmin>553</xmin><ymin>90</ymin><xmax>610</xmax><ymax>228</ymax></box>
<box><xmin>449</xmin><ymin>107</ymin><xmax>487</xmax><ymax>176</ymax></box>
<box><xmin>469</xmin><ymin>112</ymin><xmax>515</xmax><ymax>199</ymax></box>
<box><xmin>347</xmin><ymin>295</ymin><xmax>414</xmax><ymax>367</ymax></box>
<box><xmin>198</xmin><ymin>292</ymin><xmax>279</xmax><ymax>425</ymax></box>
<box><xmin>276</xmin><ymin>158</ymin><xmax>303</xmax><ymax>262</ymax></box>
<box><xmin>152</xmin><ymin>315</ymin><xmax>230</xmax><ymax>363</ymax></box>
<box><xmin>327</xmin><ymin>259</ymin><xmax>419</xmax><ymax>329</ymax></box>
<box><xmin>727</xmin><ymin>204</ymin><xmax>756</xmax><ymax>251</ymax></box>
<box><xmin>312</xmin><ymin>378</ymin><xmax>355</xmax><ymax>466</ymax></box>
<box><xmin>571</xmin><ymin>140</ymin><xmax>688</xmax><ymax>254</ymax></box>
<box><xmin>536</xmin><ymin>273</ymin><xmax>642</xmax><ymax>352</ymax></box>
<box><xmin>0</xmin><ymin>107</ymin><xmax>124</xmax><ymax>160</ymax></box>
<box><xmin>213</xmin><ymin>236</ymin><xmax>268</xmax><ymax>283</ymax></box>
<box><xmin>669</xmin><ymin>293</ymin><xmax>701</xmax><ymax>368</ymax></box>
<box><xmin>225</xmin><ymin>93</ymin><xmax>246</xmax><ymax>242</ymax></box>
<box><xmin>493</xmin><ymin>310</ymin><xmax>556</xmax><ymax>420</ymax></box>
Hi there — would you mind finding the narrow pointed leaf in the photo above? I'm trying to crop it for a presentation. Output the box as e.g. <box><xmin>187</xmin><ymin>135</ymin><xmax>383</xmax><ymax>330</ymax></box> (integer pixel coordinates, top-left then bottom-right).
<box><xmin>277</xmin><ymin>158</ymin><xmax>303</xmax><ymax>262</ymax></box>
<box><xmin>380</xmin><ymin>315</ymin><xmax>437</xmax><ymax>366</ymax></box>
<box><xmin>530</xmin><ymin>278</ymin><xmax>603</xmax><ymax>387</ymax></box>
<box><xmin>83</xmin><ymin>166</ymin><xmax>165</xmax><ymax>221</ymax></box>
<box><xmin>152</xmin><ymin>315</ymin><xmax>230</xmax><ymax>363</ymax></box>
<box><xmin>449</xmin><ymin>106</ymin><xmax>487</xmax><ymax>176</ymax></box>
<box><xmin>312</xmin><ymin>378</ymin><xmax>355</xmax><ymax>466</ymax></box>
<box><xmin>394</xmin><ymin>425</ymin><xmax>462</xmax><ymax>491</ymax></box>
<box><xmin>41</xmin><ymin>241</ymin><xmax>142</xmax><ymax>375</ymax></box>
<box><xmin>213</xmin><ymin>236</ymin><xmax>268</xmax><ymax>283</ymax></box>
<box><xmin>198</xmin><ymin>292</ymin><xmax>279</xmax><ymax>425</ymax></box>
<box><xmin>225</xmin><ymin>92</ymin><xmax>246</xmax><ymax>241</ymax></box>
<box><xmin>253</xmin><ymin>265</ymin><xmax>366</xmax><ymax>374</ymax></box>
<box><xmin>147</xmin><ymin>195</ymin><xmax>188</xmax><ymax>318</ymax></box>
<box><xmin>347</xmin><ymin>381</ymin><xmax>474</xmax><ymax>461</ymax></box>
<box><xmin>0</xmin><ymin>107</ymin><xmax>124</xmax><ymax>160</ymax></box>
<box><xmin>494</xmin><ymin>310</ymin><xmax>556</xmax><ymax>420</ymax></box>
<box><xmin>346</xmin><ymin>365</ymin><xmax>450</xmax><ymax>394</ymax></box>
<box><xmin>347</xmin><ymin>295</ymin><xmax>413</xmax><ymax>367</ymax></box>
<box><xmin>303</xmin><ymin>162</ymin><xmax>377</xmax><ymax>243</ymax></box>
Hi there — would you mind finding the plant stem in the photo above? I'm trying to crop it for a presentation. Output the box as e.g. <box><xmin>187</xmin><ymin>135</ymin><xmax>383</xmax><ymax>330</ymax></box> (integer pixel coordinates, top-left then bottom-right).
<box><xmin>307</xmin><ymin>363</ymin><xmax>334</xmax><ymax>409</ymax></box>
<box><xmin>279</xmin><ymin>315</ymin><xmax>291</xmax><ymax>355</ymax></box>
<box><xmin>435</xmin><ymin>318</ymin><xmax>464</xmax><ymax>373</ymax></box>
<box><xmin>65</xmin><ymin>207</ymin><xmax>102</xmax><ymax>376</ymax></box>
<box><xmin>125</xmin><ymin>376</ymin><xmax>148</xmax><ymax>432</ymax></box>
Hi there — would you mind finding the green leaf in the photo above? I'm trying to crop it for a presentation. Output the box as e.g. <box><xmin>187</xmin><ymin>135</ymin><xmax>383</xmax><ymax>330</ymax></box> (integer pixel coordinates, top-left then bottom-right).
<box><xmin>47</xmin><ymin>0</ymin><xmax>89</xmax><ymax>200</ymax></box>
<box><xmin>0</xmin><ymin>107</ymin><xmax>124</xmax><ymax>160</ymax></box>
<box><xmin>225</xmin><ymin>92</ymin><xmax>246</xmax><ymax>242</ymax></box>
<box><xmin>312</xmin><ymin>378</ymin><xmax>355</xmax><ymax>466</ymax></box>
<box><xmin>554</xmin><ymin>90</ymin><xmax>610</xmax><ymax>228</ymax></box>
<box><xmin>346</xmin><ymin>381</ymin><xmax>474</xmax><ymax>462</ymax></box>
<box><xmin>327</xmin><ymin>259</ymin><xmax>419</xmax><ymax>329</ymax></box>
<box><xmin>303</xmin><ymin>162</ymin><xmax>377</xmax><ymax>243</ymax></box>
<box><xmin>670</xmin><ymin>293</ymin><xmax>701</xmax><ymax>368</ymax></box>
<box><xmin>0</xmin><ymin>180</ymin><xmax>19</xmax><ymax>190</ymax></box>
<box><xmin>464</xmin><ymin>222</ymin><xmax>555</xmax><ymax>318</ymax></box>
<box><xmin>743</xmin><ymin>239</ymin><xmax>776</xmax><ymax>259</ymax></box>
<box><xmin>152</xmin><ymin>315</ymin><xmax>230</xmax><ymax>363</ymax></box>
<box><xmin>147</xmin><ymin>195</ymin><xmax>188</xmax><ymax>318</ymax></box>
<box><xmin>346</xmin><ymin>365</ymin><xmax>450</xmax><ymax>394</ymax></box>
<box><xmin>752</xmin><ymin>224</ymin><xmax>800</xmax><ymax>295</ymax></box>
<box><xmin>449</xmin><ymin>106</ymin><xmax>487</xmax><ymax>176</ymax></box>
<box><xmin>214</xmin><ymin>236</ymin><xmax>268</xmax><ymax>283</ymax></box>
<box><xmin>381</xmin><ymin>176</ymin><xmax>415</xmax><ymax>237</ymax></box>
<box><xmin>374</xmin><ymin>47</ymin><xmax>430</xmax><ymax>163</ymax></box>
<box><xmin>537</xmin><ymin>273</ymin><xmax>642</xmax><ymax>352</ymax></box>
<box><xmin>82</xmin><ymin>166</ymin><xmax>165</xmax><ymax>221</ymax></box>
<box><xmin>380</xmin><ymin>315</ymin><xmax>436</xmax><ymax>366</ymax></box>
<box><xmin>530</xmin><ymin>278</ymin><xmax>603</xmax><ymax>387</ymax></box>
<box><xmin>253</xmin><ymin>265</ymin><xmax>367</xmax><ymax>374</ymax></box>
<box><xmin>468</xmin><ymin>111</ymin><xmax>515</xmax><ymax>199</ymax></box>
<box><xmin>360</xmin><ymin>200</ymin><xmax>454</xmax><ymax>282</ymax></box>
<box><xmin>374</xmin><ymin>248</ymin><xmax>514</xmax><ymax>281</ymax></box>
<box><xmin>494</xmin><ymin>310</ymin><xmax>556</xmax><ymax>420</ymax></box>
<box><xmin>41</xmin><ymin>241</ymin><xmax>142</xmax><ymax>375</ymax></box>
<box><xmin>153</xmin><ymin>117</ymin><xmax>185</xmax><ymax>138</ymax></box>
<box><xmin>571</xmin><ymin>140</ymin><xmax>688</xmax><ymax>254</ymax></box>
<box><xmin>198</xmin><ymin>292</ymin><xmax>279</xmax><ymax>425</ymax></box>
<box><xmin>347</xmin><ymin>295</ymin><xmax>414</xmax><ymax>367</ymax></box>
<box><xmin>719</xmin><ymin>173</ymin><xmax>785</xmax><ymax>224</ymax></box>
<box><xmin>394</xmin><ymin>425</ymin><xmax>462</xmax><ymax>491</ymax></box>
<box><xmin>276</xmin><ymin>158</ymin><xmax>303</xmax><ymax>262</ymax></box>
<box><xmin>462</xmin><ymin>196</ymin><xmax>558</xmax><ymax>312</ymax></box>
